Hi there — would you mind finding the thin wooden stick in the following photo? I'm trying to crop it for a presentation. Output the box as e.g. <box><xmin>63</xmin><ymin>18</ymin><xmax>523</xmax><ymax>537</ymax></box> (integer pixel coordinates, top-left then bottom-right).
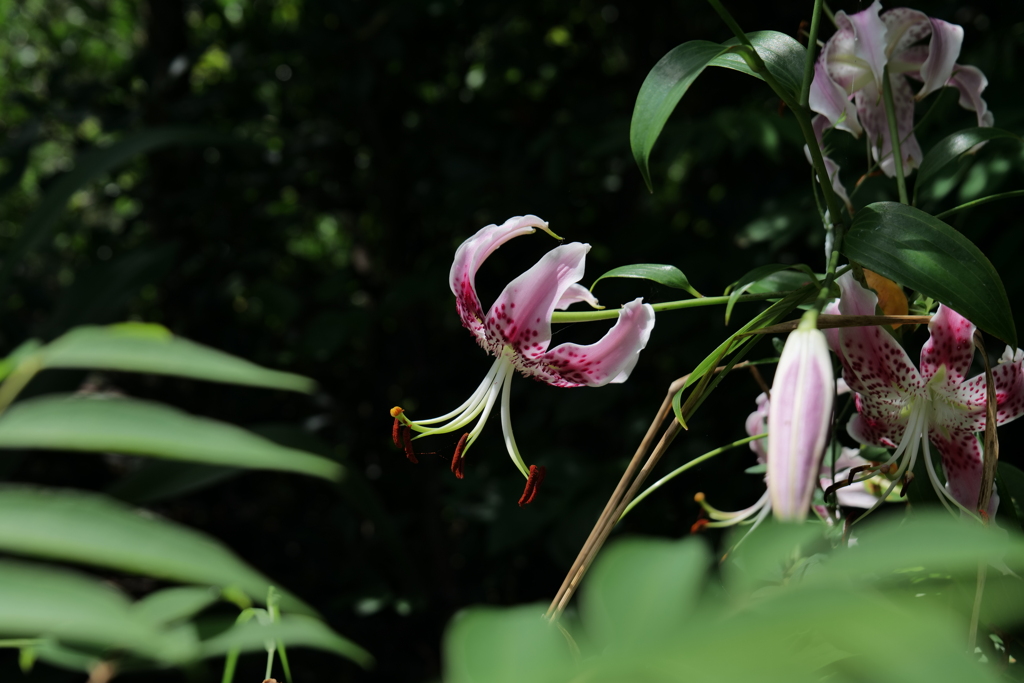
<box><xmin>974</xmin><ymin>331</ymin><xmax>1000</xmax><ymax>516</ymax></box>
<box><xmin>741</xmin><ymin>314</ymin><xmax>931</xmax><ymax>337</ymax></box>
<box><xmin>546</xmin><ymin>360</ymin><xmax>758</xmax><ymax>619</ymax></box>
<box><xmin>544</xmin><ymin>375</ymin><xmax>684</xmax><ymax>618</ymax></box>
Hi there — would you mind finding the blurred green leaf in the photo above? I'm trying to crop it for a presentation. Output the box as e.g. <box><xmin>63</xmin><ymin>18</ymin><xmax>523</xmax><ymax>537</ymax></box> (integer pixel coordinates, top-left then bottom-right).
<box><xmin>0</xmin><ymin>395</ymin><xmax>341</xmax><ymax>480</ymax></box>
<box><xmin>915</xmin><ymin>127</ymin><xmax>1020</xmax><ymax>191</ymax></box>
<box><xmin>582</xmin><ymin>537</ymin><xmax>708</xmax><ymax>646</ymax></box>
<box><xmin>443</xmin><ymin>604</ymin><xmax>572</xmax><ymax>683</ymax></box>
<box><xmin>200</xmin><ymin>614</ymin><xmax>373</xmax><ymax>669</ymax></box>
<box><xmin>589</xmin><ymin>263</ymin><xmax>701</xmax><ymax>297</ymax></box>
<box><xmin>842</xmin><ymin>202</ymin><xmax>1016</xmax><ymax>347</ymax></box>
<box><xmin>132</xmin><ymin>586</ymin><xmax>222</xmax><ymax>626</ymax></box>
<box><xmin>710</xmin><ymin>31</ymin><xmax>807</xmax><ymax>99</ymax></box>
<box><xmin>0</xmin><ymin>559</ymin><xmax>195</xmax><ymax>663</ymax></box>
<box><xmin>38</xmin><ymin>324</ymin><xmax>314</xmax><ymax>393</ymax></box>
<box><xmin>0</xmin><ymin>486</ymin><xmax>315</xmax><ymax>615</ymax></box>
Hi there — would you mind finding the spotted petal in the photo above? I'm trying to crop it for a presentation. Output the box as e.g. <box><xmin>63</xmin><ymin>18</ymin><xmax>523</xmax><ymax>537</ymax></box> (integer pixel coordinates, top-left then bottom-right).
<box><xmin>855</xmin><ymin>76</ymin><xmax>923</xmax><ymax>177</ymax></box>
<box><xmin>828</xmin><ymin>272</ymin><xmax>923</xmax><ymax>398</ymax></box>
<box><xmin>530</xmin><ymin>298</ymin><xmax>655</xmax><ymax>388</ymax></box>
<box><xmin>919</xmin><ymin>305</ymin><xmax>976</xmax><ymax>391</ymax></box>
<box><xmin>949</xmin><ymin>347</ymin><xmax>1024</xmax><ymax>431</ymax></box>
<box><xmin>484</xmin><ymin>242</ymin><xmax>590</xmax><ymax>360</ymax></box>
<box><xmin>928</xmin><ymin>430</ymin><xmax>998</xmax><ymax>514</ymax></box>
<box><xmin>450</xmin><ymin>215</ymin><xmax>552</xmax><ymax>345</ymax></box>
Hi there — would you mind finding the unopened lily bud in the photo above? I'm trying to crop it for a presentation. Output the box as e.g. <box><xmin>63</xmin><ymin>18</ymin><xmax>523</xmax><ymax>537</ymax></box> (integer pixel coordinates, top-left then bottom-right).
<box><xmin>767</xmin><ymin>314</ymin><xmax>834</xmax><ymax>521</ymax></box>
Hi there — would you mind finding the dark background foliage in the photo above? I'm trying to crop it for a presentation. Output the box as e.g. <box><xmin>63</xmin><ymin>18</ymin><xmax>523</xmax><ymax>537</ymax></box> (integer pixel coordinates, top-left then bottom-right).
<box><xmin>1</xmin><ymin>0</ymin><xmax>1022</xmax><ymax>680</ymax></box>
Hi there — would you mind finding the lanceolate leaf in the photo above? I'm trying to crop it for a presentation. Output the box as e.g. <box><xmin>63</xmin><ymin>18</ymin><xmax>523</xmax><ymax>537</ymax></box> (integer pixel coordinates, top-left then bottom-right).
<box><xmin>0</xmin><ymin>395</ymin><xmax>342</xmax><ymax>481</ymax></box>
<box><xmin>200</xmin><ymin>614</ymin><xmax>373</xmax><ymax>669</ymax></box>
<box><xmin>0</xmin><ymin>487</ymin><xmax>315</xmax><ymax>615</ymax></box>
<box><xmin>0</xmin><ymin>559</ymin><xmax>196</xmax><ymax>663</ymax></box>
<box><xmin>631</xmin><ymin>33</ymin><xmax>806</xmax><ymax>191</ymax></box>
<box><xmin>725</xmin><ymin>264</ymin><xmax>816</xmax><ymax>325</ymax></box>
<box><xmin>915</xmin><ymin>127</ymin><xmax>1021</xmax><ymax>191</ymax></box>
<box><xmin>38</xmin><ymin>324</ymin><xmax>314</xmax><ymax>393</ymax></box>
<box><xmin>132</xmin><ymin>586</ymin><xmax>222</xmax><ymax>626</ymax></box>
<box><xmin>842</xmin><ymin>202</ymin><xmax>1016</xmax><ymax>347</ymax></box>
<box><xmin>631</xmin><ymin>41</ymin><xmax>729</xmax><ymax>192</ymax></box>
<box><xmin>710</xmin><ymin>31</ymin><xmax>807</xmax><ymax>100</ymax></box>
<box><xmin>590</xmin><ymin>263</ymin><xmax>701</xmax><ymax>298</ymax></box>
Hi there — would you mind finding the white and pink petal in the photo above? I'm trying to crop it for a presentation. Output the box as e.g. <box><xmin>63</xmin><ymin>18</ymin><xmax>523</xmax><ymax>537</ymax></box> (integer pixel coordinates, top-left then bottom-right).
<box><xmin>450</xmin><ymin>215</ymin><xmax>552</xmax><ymax>343</ymax></box>
<box><xmin>528</xmin><ymin>298</ymin><xmax>655</xmax><ymax>388</ymax></box>
<box><xmin>919</xmin><ymin>305</ymin><xmax>976</xmax><ymax>390</ymax></box>
<box><xmin>484</xmin><ymin>242</ymin><xmax>590</xmax><ymax>358</ymax></box>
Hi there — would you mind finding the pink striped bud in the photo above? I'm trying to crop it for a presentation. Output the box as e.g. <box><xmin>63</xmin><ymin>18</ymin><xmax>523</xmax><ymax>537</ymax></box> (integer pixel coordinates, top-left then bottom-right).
<box><xmin>767</xmin><ymin>317</ymin><xmax>835</xmax><ymax>521</ymax></box>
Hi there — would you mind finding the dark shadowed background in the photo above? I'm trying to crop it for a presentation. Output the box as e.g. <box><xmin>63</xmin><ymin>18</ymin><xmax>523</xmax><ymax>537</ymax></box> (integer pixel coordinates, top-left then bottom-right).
<box><xmin>1</xmin><ymin>0</ymin><xmax>1023</xmax><ymax>680</ymax></box>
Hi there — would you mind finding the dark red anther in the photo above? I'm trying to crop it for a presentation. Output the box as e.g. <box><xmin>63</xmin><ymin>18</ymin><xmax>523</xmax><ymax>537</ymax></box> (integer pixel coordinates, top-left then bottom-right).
<box><xmin>450</xmin><ymin>433</ymin><xmax>468</xmax><ymax>479</ymax></box>
<box><xmin>899</xmin><ymin>471</ymin><xmax>914</xmax><ymax>498</ymax></box>
<box><xmin>401</xmin><ymin>426</ymin><xmax>418</xmax><ymax>464</ymax></box>
<box><xmin>690</xmin><ymin>518</ymin><xmax>709</xmax><ymax>535</ymax></box>
<box><xmin>392</xmin><ymin>417</ymin><xmax>402</xmax><ymax>448</ymax></box>
<box><xmin>518</xmin><ymin>465</ymin><xmax>546</xmax><ymax>506</ymax></box>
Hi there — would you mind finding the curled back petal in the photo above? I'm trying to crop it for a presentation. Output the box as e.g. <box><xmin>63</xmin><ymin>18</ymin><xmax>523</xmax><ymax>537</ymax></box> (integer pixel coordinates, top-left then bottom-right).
<box><xmin>841</xmin><ymin>0</ymin><xmax>889</xmax><ymax>89</ymax></box>
<box><xmin>555</xmin><ymin>283</ymin><xmax>602</xmax><ymax>311</ymax></box>
<box><xmin>916</xmin><ymin>18</ymin><xmax>964</xmax><ymax>99</ymax></box>
<box><xmin>847</xmin><ymin>397</ymin><xmax>906</xmax><ymax>448</ymax></box>
<box><xmin>919</xmin><ymin>305</ymin><xmax>976</xmax><ymax>390</ymax></box>
<box><xmin>879</xmin><ymin>7</ymin><xmax>933</xmax><ymax>59</ymax></box>
<box><xmin>809</xmin><ymin>61</ymin><xmax>863</xmax><ymax>136</ymax></box>
<box><xmin>950</xmin><ymin>347</ymin><xmax>1024</xmax><ymax>430</ymax></box>
<box><xmin>529</xmin><ymin>298</ymin><xmax>655</xmax><ymax>388</ymax></box>
<box><xmin>949</xmin><ymin>64</ymin><xmax>995</xmax><ymax>128</ymax></box>
<box><xmin>484</xmin><ymin>242</ymin><xmax>590</xmax><ymax>359</ymax></box>
<box><xmin>745</xmin><ymin>392</ymin><xmax>769</xmax><ymax>463</ymax></box>
<box><xmin>450</xmin><ymin>215</ymin><xmax>551</xmax><ymax>344</ymax></box>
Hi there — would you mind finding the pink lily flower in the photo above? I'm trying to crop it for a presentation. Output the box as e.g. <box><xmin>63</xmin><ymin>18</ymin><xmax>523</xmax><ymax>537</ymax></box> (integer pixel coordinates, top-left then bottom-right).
<box><xmin>808</xmin><ymin>0</ymin><xmax>992</xmax><ymax>181</ymax></box>
<box><xmin>394</xmin><ymin>215</ymin><xmax>655</xmax><ymax>505</ymax></box>
<box><xmin>825</xmin><ymin>272</ymin><xmax>1024</xmax><ymax>516</ymax></box>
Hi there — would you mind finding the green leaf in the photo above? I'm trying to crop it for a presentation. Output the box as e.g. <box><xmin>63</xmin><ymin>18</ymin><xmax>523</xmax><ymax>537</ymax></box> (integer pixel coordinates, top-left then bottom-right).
<box><xmin>710</xmin><ymin>31</ymin><xmax>807</xmax><ymax>99</ymax></box>
<box><xmin>0</xmin><ymin>127</ymin><xmax>232</xmax><ymax>286</ymax></box>
<box><xmin>0</xmin><ymin>395</ymin><xmax>342</xmax><ymax>481</ymax></box>
<box><xmin>133</xmin><ymin>586</ymin><xmax>222</xmax><ymax>626</ymax></box>
<box><xmin>725</xmin><ymin>263</ymin><xmax>816</xmax><ymax>325</ymax></box>
<box><xmin>443</xmin><ymin>604</ymin><xmax>573</xmax><ymax>683</ymax></box>
<box><xmin>589</xmin><ymin>263</ymin><xmax>701</xmax><ymax>297</ymax></box>
<box><xmin>0</xmin><ymin>486</ymin><xmax>315</xmax><ymax>615</ymax></box>
<box><xmin>915</xmin><ymin>127</ymin><xmax>1021</xmax><ymax>191</ymax></box>
<box><xmin>200</xmin><ymin>614</ymin><xmax>373</xmax><ymax>669</ymax></box>
<box><xmin>630</xmin><ymin>41</ymin><xmax>729</xmax><ymax>192</ymax></box>
<box><xmin>0</xmin><ymin>559</ymin><xmax>196</xmax><ymax>663</ymax></box>
<box><xmin>631</xmin><ymin>33</ymin><xmax>806</xmax><ymax>192</ymax></box>
<box><xmin>38</xmin><ymin>324</ymin><xmax>314</xmax><ymax>393</ymax></box>
<box><xmin>843</xmin><ymin>202</ymin><xmax>1016</xmax><ymax>347</ymax></box>
<box><xmin>582</xmin><ymin>537</ymin><xmax>709</xmax><ymax>646</ymax></box>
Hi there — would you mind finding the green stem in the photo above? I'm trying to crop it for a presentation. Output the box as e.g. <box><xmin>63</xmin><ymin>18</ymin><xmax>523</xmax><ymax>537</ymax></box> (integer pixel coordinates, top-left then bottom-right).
<box><xmin>934</xmin><ymin>189</ymin><xmax>1024</xmax><ymax>222</ymax></box>
<box><xmin>881</xmin><ymin>65</ymin><xmax>909</xmax><ymax>204</ymax></box>
<box><xmin>706</xmin><ymin>0</ymin><xmax>753</xmax><ymax>47</ymax></box>
<box><xmin>799</xmin><ymin>0</ymin><xmax>825</xmax><ymax>108</ymax></box>
<box><xmin>619</xmin><ymin>434</ymin><xmax>767</xmax><ymax>520</ymax></box>
<box><xmin>550</xmin><ymin>290</ymin><xmax>802</xmax><ymax>323</ymax></box>
<box><xmin>707</xmin><ymin>0</ymin><xmax>846</xmax><ymax>224</ymax></box>
<box><xmin>823</xmin><ymin>2</ymin><xmax>836</xmax><ymax>27</ymax></box>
